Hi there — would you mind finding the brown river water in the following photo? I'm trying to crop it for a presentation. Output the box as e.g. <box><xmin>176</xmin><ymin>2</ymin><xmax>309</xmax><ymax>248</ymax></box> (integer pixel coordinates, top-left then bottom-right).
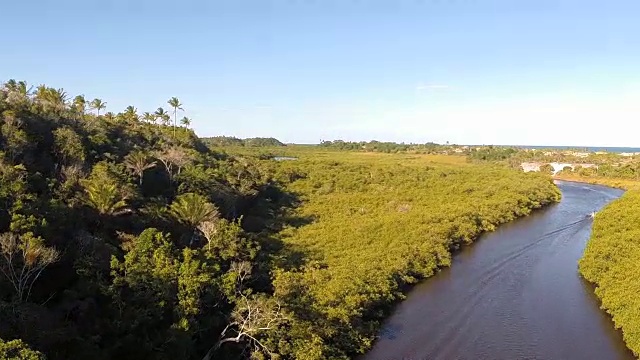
<box><xmin>364</xmin><ymin>181</ymin><xmax>635</xmax><ymax>360</ymax></box>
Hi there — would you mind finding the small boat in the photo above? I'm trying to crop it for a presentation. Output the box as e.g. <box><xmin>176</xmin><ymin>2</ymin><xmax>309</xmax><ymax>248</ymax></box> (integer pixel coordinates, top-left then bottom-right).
<box><xmin>589</xmin><ymin>211</ymin><xmax>596</xmax><ymax>218</ymax></box>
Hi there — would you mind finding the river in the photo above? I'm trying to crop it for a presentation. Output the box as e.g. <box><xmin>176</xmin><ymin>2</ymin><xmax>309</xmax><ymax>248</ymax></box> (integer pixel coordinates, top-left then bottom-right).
<box><xmin>365</xmin><ymin>181</ymin><xmax>635</xmax><ymax>360</ymax></box>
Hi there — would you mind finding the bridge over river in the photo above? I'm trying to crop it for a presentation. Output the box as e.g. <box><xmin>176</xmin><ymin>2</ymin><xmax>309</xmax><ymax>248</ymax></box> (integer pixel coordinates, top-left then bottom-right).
<box><xmin>520</xmin><ymin>162</ymin><xmax>597</xmax><ymax>175</ymax></box>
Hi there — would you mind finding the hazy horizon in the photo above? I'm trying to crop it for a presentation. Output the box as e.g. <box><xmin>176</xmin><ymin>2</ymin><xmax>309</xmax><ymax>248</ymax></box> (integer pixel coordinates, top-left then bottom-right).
<box><xmin>3</xmin><ymin>1</ymin><xmax>640</xmax><ymax>147</ymax></box>
<box><xmin>227</xmin><ymin>137</ymin><xmax>640</xmax><ymax>151</ymax></box>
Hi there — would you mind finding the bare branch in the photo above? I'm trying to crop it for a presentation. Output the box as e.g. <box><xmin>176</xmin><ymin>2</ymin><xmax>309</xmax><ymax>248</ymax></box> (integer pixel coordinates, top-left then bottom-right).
<box><xmin>0</xmin><ymin>232</ymin><xmax>59</xmax><ymax>302</ymax></box>
<box><xmin>202</xmin><ymin>295</ymin><xmax>283</xmax><ymax>360</ymax></box>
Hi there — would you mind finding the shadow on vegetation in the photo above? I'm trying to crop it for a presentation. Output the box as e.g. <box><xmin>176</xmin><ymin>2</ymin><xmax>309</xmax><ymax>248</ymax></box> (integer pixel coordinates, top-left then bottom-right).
<box><xmin>241</xmin><ymin>183</ymin><xmax>318</xmax><ymax>287</ymax></box>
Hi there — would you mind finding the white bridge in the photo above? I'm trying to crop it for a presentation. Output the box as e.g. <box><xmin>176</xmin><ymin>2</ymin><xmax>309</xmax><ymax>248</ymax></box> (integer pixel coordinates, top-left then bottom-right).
<box><xmin>521</xmin><ymin>162</ymin><xmax>598</xmax><ymax>175</ymax></box>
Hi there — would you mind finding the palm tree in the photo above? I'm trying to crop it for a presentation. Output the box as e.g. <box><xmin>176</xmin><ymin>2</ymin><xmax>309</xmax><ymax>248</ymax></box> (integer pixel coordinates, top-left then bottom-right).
<box><xmin>170</xmin><ymin>192</ymin><xmax>219</xmax><ymax>230</ymax></box>
<box><xmin>124</xmin><ymin>151</ymin><xmax>156</xmax><ymax>185</ymax></box>
<box><xmin>16</xmin><ymin>81</ymin><xmax>31</xmax><ymax>98</ymax></box>
<box><xmin>73</xmin><ymin>95</ymin><xmax>86</xmax><ymax>113</ymax></box>
<box><xmin>104</xmin><ymin>112</ymin><xmax>116</xmax><ymax>121</ymax></box>
<box><xmin>3</xmin><ymin>80</ymin><xmax>31</xmax><ymax>105</ymax></box>
<box><xmin>167</xmin><ymin>97</ymin><xmax>183</xmax><ymax>138</ymax></box>
<box><xmin>32</xmin><ymin>86</ymin><xmax>67</xmax><ymax>114</ymax></box>
<box><xmin>34</xmin><ymin>85</ymin><xmax>51</xmax><ymax>112</ymax></box>
<box><xmin>154</xmin><ymin>107</ymin><xmax>170</xmax><ymax>126</ymax></box>
<box><xmin>142</xmin><ymin>111</ymin><xmax>155</xmax><ymax>123</ymax></box>
<box><xmin>82</xmin><ymin>180</ymin><xmax>128</xmax><ymax>215</ymax></box>
<box><xmin>180</xmin><ymin>116</ymin><xmax>191</xmax><ymax>128</ymax></box>
<box><xmin>50</xmin><ymin>88</ymin><xmax>68</xmax><ymax>112</ymax></box>
<box><xmin>2</xmin><ymin>79</ymin><xmax>17</xmax><ymax>92</ymax></box>
<box><xmin>72</xmin><ymin>95</ymin><xmax>87</xmax><ymax>119</ymax></box>
<box><xmin>34</xmin><ymin>84</ymin><xmax>48</xmax><ymax>103</ymax></box>
<box><xmin>90</xmin><ymin>98</ymin><xmax>106</xmax><ymax>116</ymax></box>
<box><xmin>124</xmin><ymin>105</ymin><xmax>138</xmax><ymax>122</ymax></box>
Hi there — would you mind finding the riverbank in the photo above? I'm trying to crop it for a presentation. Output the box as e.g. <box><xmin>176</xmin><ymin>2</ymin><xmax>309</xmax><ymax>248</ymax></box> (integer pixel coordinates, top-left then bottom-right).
<box><xmin>553</xmin><ymin>174</ymin><xmax>640</xmax><ymax>190</ymax></box>
<box><xmin>579</xmin><ymin>190</ymin><xmax>640</xmax><ymax>358</ymax></box>
<box><xmin>554</xmin><ymin>174</ymin><xmax>640</xmax><ymax>358</ymax></box>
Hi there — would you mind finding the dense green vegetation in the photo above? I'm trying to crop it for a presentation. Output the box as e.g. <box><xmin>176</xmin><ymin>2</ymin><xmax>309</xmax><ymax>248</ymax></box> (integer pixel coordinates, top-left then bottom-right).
<box><xmin>0</xmin><ymin>79</ymin><xmax>562</xmax><ymax>359</ymax></box>
<box><xmin>0</xmin><ymin>339</ymin><xmax>43</xmax><ymax>360</ymax></box>
<box><xmin>557</xmin><ymin>162</ymin><xmax>640</xmax><ymax>181</ymax></box>
<box><xmin>551</xmin><ymin>163</ymin><xmax>640</xmax><ymax>357</ymax></box>
<box><xmin>255</xmin><ymin>152</ymin><xmax>561</xmax><ymax>358</ymax></box>
<box><xmin>0</xmin><ymin>80</ymin><xmax>288</xmax><ymax>360</ymax></box>
<box><xmin>579</xmin><ymin>188</ymin><xmax>640</xmax><ymax>357</ymax></box>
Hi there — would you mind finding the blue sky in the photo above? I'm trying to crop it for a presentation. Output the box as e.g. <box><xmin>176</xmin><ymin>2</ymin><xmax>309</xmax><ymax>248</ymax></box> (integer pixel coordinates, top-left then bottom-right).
<box><xmin>2</xmin><ymin>0</ymin><xmax>640</xmax><ymax>146</ymax></box>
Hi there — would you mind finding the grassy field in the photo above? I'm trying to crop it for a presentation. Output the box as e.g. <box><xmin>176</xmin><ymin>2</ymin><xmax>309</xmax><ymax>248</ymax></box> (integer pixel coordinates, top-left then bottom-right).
<box><xmin>213</xmin><ymin>144</ymin><xmax>470</xmax><ymax>166</ymax></box>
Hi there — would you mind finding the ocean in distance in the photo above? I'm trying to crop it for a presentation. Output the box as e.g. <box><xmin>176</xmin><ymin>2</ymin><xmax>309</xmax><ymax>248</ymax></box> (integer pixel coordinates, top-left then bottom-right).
<box><xmin>473</xmin><ymin>145</ymin><xmax>640</xmax><ymax>153</ymax></box>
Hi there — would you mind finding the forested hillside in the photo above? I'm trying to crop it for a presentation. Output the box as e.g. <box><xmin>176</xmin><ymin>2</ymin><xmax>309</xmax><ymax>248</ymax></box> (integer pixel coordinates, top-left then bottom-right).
<box><xmin>0</xmin><ymin>79</ymin><xmax>561</xmax><ymax>360</ymax></box>
<box><xmin>580</xmin><ymin>190</ymin><xmax>640</xmax><ymax>357</ymax></box>
<box><xmin>0</xmin><ymin>80</ymin><xmax>288</xmax><ymax>359</ymax></box>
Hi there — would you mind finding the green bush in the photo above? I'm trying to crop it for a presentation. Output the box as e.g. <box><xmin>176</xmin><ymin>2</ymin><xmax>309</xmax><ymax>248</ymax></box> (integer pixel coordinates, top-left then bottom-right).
<box><xmin>0</xmin><ymin>339</ymin><xmax>44</xmax><ymax>360</ymax></box>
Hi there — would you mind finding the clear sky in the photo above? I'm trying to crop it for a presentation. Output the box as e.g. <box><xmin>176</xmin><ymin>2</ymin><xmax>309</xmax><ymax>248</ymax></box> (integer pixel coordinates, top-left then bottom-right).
<box><xmin>2</xmin><ymin>0</ymin><xmax>640</xmax><ymax>146</ymax></box>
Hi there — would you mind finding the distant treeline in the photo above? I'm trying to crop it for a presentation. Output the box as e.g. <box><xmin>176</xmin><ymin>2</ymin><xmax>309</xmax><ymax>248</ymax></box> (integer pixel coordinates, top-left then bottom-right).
<box><xmin>467</xmin><ymin>146</ymin><xmax>519</xmax><ymax>161</ymax></box>
<box><xmin>319</xmin><ymin>139</ymin><xmax>449</xmax><ymax>153</ymax></box>
<box><xmin>202</xmin><ymin>136</ymin><xmax>285</xmax><ymax>147</ymax></box>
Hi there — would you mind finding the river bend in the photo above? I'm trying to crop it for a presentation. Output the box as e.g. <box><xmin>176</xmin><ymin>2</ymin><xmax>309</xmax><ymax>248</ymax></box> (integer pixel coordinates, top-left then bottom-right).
<box><xmin>365</xmin><ymin>181</ymin><xmax>633</xmax><ymax>360</ymax></box>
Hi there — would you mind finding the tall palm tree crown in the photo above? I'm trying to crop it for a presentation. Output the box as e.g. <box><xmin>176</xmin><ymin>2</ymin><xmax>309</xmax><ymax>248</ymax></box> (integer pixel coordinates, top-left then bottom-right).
<box><xmin>167</xmin><ymin>97</ymin><xmax>183</xmax><ymax>137</ymax></box>
<box><xmin>142</xmin><ymin>112</ymin><xmax>155</xmax><ymax>123</ymax></box>
<box><xmin>124</xmin><ymin>105</ymin><xmax>138</xmax><ymax>122</ymax></box>
<box><xmin>124</xmin><ymin>151</ymin><xmax>156</xmax><ymax>185</ymax></box>
<box><xmin>170</xmin><ymin>192</ymin><xmax>219</xmax><ymax>229</ymax></box>
<box><xmin>154</xmin><ymin>107</ymin><xmax>170</xmax><ymax>125</ymax></box>
<box><xmin>73</xmin><ymin>95</ymin><xmax>87</xmax><ymax>116</ymax></box>
<box><xmin>82</xmin><ymin>180</ymin><xmax>127</xmax><ymax>215</ymax></box>
<box><xmin>90</xmin><ymin>98</ymin><xmax>106</xmax><ymax>116</ymax></box>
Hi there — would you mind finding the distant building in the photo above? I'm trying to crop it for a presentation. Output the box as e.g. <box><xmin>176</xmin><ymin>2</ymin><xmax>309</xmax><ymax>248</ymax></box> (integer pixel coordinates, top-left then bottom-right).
<box><xmin>521</xmin><ymin>162</ymin><xmax>541</xmax><ymax>172</ymax></box>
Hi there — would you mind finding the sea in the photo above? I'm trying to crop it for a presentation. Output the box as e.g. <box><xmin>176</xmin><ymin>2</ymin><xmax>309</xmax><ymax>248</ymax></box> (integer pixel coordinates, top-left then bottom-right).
<box><xmin>477</xmin><ymin>145</ymin><xmax>640</xmax><ymax>153</ymax></box>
